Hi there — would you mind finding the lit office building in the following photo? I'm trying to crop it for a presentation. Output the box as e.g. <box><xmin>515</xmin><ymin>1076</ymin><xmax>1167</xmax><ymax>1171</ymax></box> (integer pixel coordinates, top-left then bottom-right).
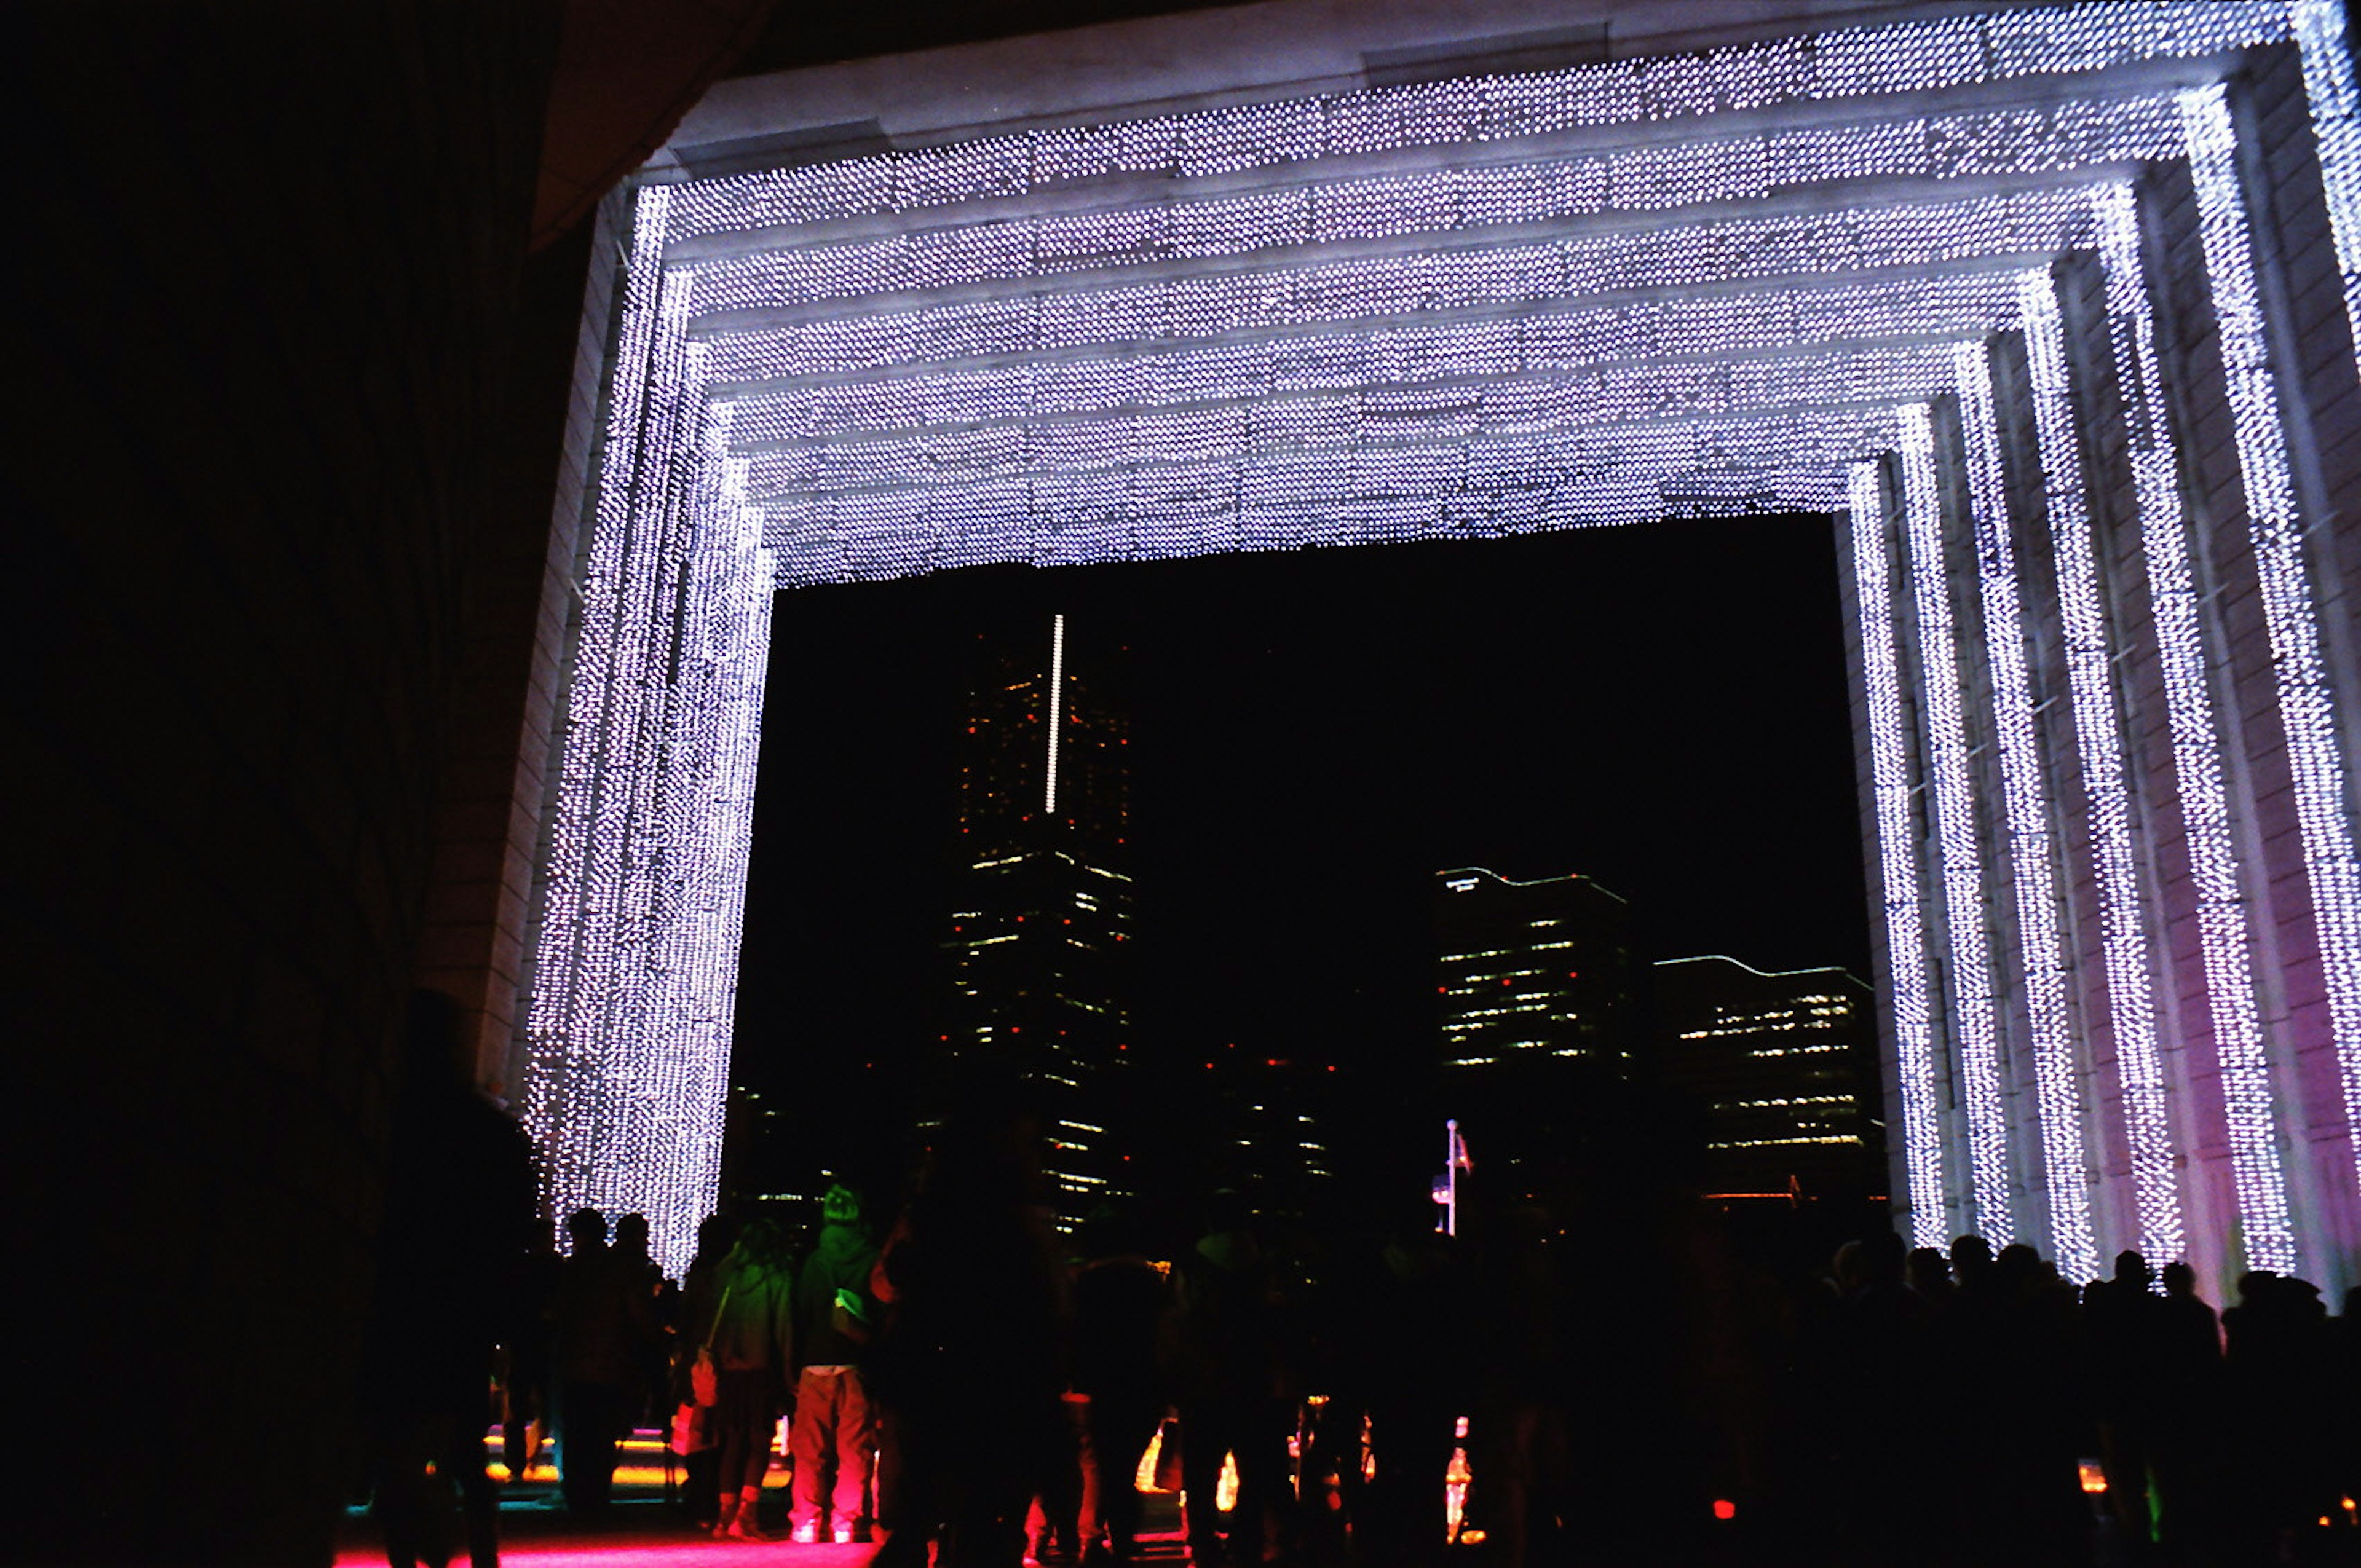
<box><xmin>1655</xmin><ymin>956</ymin><xmax>1880</xmax><ymax>1203</ymax></box>
<box><xmin>943</xmin><ymin>615</ymin><xmax>1134</xmax><ymax>1221</ymax></box>
<box><xmin>1436</xmin><ymin>867</ymin><xmax>1636</xmax><ymax>1074</ymax></box>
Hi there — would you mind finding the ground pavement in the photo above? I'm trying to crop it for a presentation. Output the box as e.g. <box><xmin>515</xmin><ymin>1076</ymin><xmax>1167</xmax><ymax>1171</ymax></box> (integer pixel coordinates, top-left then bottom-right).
<box><xmin>334</xmin><ymin>1425</ymin><xmax>1192</xmax><ymax>1567</ymax></box>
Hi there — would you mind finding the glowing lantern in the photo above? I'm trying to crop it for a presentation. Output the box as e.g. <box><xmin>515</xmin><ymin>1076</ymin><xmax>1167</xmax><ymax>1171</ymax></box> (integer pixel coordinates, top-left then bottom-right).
<box><xmin>1712</xmin><ymin>1499</ymin><xmax>1738</xmax><ymax>1521</ymax></box>
<box><xmin>2078</xmin><ymin>1460</ymin><xmax>2108</xmax><ymax>1495</ymax></box>
<box><xmin>1444</xmin><ymin>1427</ymin><xmax>1473</xmax><ymax>1543</ymax></box>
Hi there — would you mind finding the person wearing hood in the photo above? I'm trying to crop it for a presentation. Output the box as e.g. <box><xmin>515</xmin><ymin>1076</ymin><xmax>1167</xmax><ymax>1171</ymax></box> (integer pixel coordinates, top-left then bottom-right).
<box><xmin>789</xmin><ymin>1183</ymin><xmax>882</xmax><ymax>1544</ymax></box>
<box><xmin>704</xmin><ymin>1213</ymin><xmax>797</xmax><ymax>1540</ymax></box>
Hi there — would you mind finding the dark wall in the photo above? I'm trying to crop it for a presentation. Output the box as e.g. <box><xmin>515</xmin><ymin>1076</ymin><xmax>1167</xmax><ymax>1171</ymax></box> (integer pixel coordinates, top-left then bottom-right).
<box><xmin>12</xmin><ymin>4</ymin><xmax>558</xmax><ymax>1561</ymax></box>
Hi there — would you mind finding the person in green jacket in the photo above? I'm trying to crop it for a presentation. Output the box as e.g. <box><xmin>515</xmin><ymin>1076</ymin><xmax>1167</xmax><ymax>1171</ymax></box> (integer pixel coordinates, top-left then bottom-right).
<box><xmin>790</xmin><ymin>1184</ymin><xmax>882</xmax><ymax>1543</ymax></box>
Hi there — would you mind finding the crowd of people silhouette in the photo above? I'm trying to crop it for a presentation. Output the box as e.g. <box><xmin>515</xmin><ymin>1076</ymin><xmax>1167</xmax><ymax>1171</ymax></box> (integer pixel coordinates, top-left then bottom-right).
<box><xmin>363</xmin><ymin>1017</ymin><xmax>2356</xmax><ymax>1568</ymax></box>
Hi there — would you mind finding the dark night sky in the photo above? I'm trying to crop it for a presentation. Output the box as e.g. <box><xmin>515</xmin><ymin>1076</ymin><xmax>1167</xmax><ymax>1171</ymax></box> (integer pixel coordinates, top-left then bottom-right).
<box><xmin>734</xmin><ymin>513</ymin><xmax>1872</xmax><ymax>1144</ymax></box>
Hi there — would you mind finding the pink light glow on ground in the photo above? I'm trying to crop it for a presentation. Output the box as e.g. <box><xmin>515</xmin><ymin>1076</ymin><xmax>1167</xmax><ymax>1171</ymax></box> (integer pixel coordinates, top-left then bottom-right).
<box><xmin>333</xmin><ymin>1534</ymin><xmax>876</xmax><ymax>1566</ymax></box>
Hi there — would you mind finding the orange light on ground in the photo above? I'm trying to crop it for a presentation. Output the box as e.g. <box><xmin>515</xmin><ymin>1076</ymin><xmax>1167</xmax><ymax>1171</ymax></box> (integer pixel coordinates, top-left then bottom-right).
<box><xmin>481</xmin><ymin>1434</ymin><xmax>670</xmax><ymax>1457</ymax></box>
<box><xmin>1134</xmin><ymin>1427</ymin><xmax>1169</xmax><ymax>1494</ymax></box>
<box><xmin>1444</xmin><ymin>1434</ymin><xmax>1471</xmax><ymax>1543</ymax></box>
<box><xmin>2078</xmin><ymin>1460</ymin><xmax>2108</xmax><ymax>1495</ymax></box>
<box><xmin>1712</xmin><ymin>1499</ymin><xmax>1737</xmax><ymax>1521</ymax></box>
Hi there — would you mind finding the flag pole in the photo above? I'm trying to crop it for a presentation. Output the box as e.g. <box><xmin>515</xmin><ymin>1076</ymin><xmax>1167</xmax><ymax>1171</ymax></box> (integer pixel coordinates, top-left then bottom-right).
<box><xmin>1445</xmin><ymin>1117</ymin><xmax>1460</xmax><ymax>1238</ymax></box>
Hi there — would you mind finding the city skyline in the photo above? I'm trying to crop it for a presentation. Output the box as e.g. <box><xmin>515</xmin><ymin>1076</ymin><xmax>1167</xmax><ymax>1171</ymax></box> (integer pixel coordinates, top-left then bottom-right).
<box><xmin>732</xmin><ymin>510</ymin><xmax>1871</xmax><ymax>1199</ymax></box>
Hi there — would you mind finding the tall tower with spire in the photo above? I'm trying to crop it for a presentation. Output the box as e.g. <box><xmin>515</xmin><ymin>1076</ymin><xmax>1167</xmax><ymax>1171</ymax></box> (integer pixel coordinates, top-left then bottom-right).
<box><xmin>942</xmin><ymin>614</ymin><xmax>1134</xmax><ymax>1222</ymax></box>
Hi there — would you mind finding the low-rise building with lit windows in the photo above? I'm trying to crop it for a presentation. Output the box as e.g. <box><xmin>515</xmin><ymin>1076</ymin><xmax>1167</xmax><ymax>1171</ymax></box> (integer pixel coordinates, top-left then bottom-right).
<box><xmin>1654</xmin><ymin>955</ymin><xmax>1880</xmax><ymax>1202</ymax></box>
<box><xmin>1436</xmin><ymin>866</ymin><xmax>1637</xmax><ymax>1074</ymax></box>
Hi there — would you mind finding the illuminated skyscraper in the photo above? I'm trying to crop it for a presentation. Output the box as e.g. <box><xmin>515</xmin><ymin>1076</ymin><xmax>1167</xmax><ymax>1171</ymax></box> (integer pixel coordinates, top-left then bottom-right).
<box><xmin>943</xmin><ymin>614</ymin><xmax>1134</xmax><ymax>1220</ymax></box>
<box><xmin>1655</xmin><ymin>956</ymin><xmax>1880</xmax><ymax>1202</ymax></box>
<box><xmin>1436</xmin><ymin>867</ymin><xmax>1635</xmax><ymax>1073</ymax></box>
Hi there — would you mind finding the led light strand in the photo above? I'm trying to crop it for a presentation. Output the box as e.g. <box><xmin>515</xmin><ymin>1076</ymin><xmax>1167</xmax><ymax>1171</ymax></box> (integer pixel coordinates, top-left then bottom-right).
<box><xmin>2292</xmin><ymin>0</ymin><xmax>2361</xmax><ymax>375</ymax></box>
<box><xmin>662</xmin><ymin>2</ymin><xmax>2282</xmax><ymax>242</ymax></box>
<box><xmin>682</xmin><ymin>96</ymin><xmax>2181</xmax><ymax>315</ymax></box>
<box><xmin>561</xmin><ymin>276</ymin><xmax>704</xmax><ymax>1243</ymax></box>
<box><xmin>739</xmin><ymin>345</ymin><xmax>1958</xmax><ymax>504</ymax></box>
<box><xmin>521</xmin><ymin>201</ymin><xmax>784</xmax><ymax>1268</ymax></box>
<box><xmin>716</xmin><ymin>271</ymin><xmax>2030</xmax><ymax>449</ymax></box>
<box><xmin>700</xmin><ymin>186</ymin><xmax>2094</xmax><ymax>393</ymax></box>
<box><xmin>2020</xmin><ymin>270</ymin><xmax>2182</xmax><ymax>1264</ymax></box>
<box><xmin>2087</xmin><ymin>190</ymin><xmax>2279</xmax><ymax>1258</ymax></box>
<box><xmin>523</xmin><ymin>184</ymin><xmax>681</xmax><ymax>1236</ymax></box>
<box><xmin>754</xmin><ymin>412</ymin><xmax>1887</xmax><ymax>587</ymax></box>
<box><xmin>631</xmin><ymin>396</ymin><xmax>775</xmax><ymax>1275</ymax></box>
<box><xmin>1851</xmin><ymin>457</ymin><xmax>1950</xmax><ymax>1249</ymax></box>
<box><xmin>1897</xmin><ymin>403</ymin><xmax>2015</xmax><ymax>1242</ymax></box>
<box><xmin>2178</xmin><ymin>90</ymin><xmax>2355</xmax><ymax>1231</ymax></box>
<box><xmin>1955</xmin><ymin>337</ymin><xmax>2100</xmax><ymax>1284</ymax></box>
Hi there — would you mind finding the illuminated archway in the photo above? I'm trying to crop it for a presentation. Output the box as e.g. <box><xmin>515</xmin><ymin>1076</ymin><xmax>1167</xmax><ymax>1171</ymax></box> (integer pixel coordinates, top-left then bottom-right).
<box><xmin>516</xmin><ymin>0</ymin><xmax>2361</xmax><ymax>1297</ymax></box>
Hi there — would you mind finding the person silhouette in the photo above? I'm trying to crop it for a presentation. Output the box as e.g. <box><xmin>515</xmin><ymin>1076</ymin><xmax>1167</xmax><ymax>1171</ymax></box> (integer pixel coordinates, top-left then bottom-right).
<box><xmin>363</xmin><ymin>990</ymin><xmax>536</xmax><ymax>1568</ymax></box>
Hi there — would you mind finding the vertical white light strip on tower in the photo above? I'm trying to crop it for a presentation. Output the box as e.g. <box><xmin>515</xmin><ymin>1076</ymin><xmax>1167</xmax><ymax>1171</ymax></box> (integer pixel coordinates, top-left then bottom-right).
<box><xmin>2293</xmin><ymin>0</ymin><xmax>2361</xmax><ymax>376</ymax></box>
<box><xmin>1851</xmin><ymin>458</ymin><xmax>1949</xmax><ymax>1248</ymax></box>
<box><xmin>2179</xmin><ymin>88</ymin><xmax>2358</xmax><ymax>1227</ymax></box>
<box><xmin>1956</xmin><ymin>337</ymin><xmax>2100</xmax><ymax>1284</ymax></box>
<box><xmin>1046</xmin><ymin>612</ymin><xmax>1067</xmax><ymax>815</ymax></box>
<box><xmin>2092</xmin><ymin>179</ymin><xmax>2297</xmax><ymax>1272</ymax></box>
<box><xmin>1896</xmin><ymin>404</ymin><xmax>2015</xmax><ymax>1242</ymax></box>
<box><xmin>2019</xmin><ymin>271</ymin><xmax>2184</xmax><ymax>1265</ymax></box>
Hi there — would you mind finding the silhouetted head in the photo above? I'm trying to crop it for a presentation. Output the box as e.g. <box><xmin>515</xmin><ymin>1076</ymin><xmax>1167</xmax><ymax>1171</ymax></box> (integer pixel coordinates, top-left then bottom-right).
<box><xmin>916</xmin><ymin>1087</ymin><xmax>1050</xmax><ymax>1217</ymax></box>
<box><xmin>566</xmin><ymin>1207</ymin><xmax>608</xmax><ymax>1251</ymax></box>
<box><xmin>1831</xmin><ymin>1239</ymin><xmax>1865</xmax><ymax>1296</ymax></box>
<box><xmin>2113</xmin><ymin>1249</ymin><xmax>2152</xmax><ymax>1290</ymax></box>
<box><xmin>1996</xmin><ymin>1242</ymin><xmax>2043</xmax><ymax>1291</ymax></box>
<box><xmin>1907</xmin><ymin>1246</ymin><xmax>1951</xmax><ymax>1293</ymax></box>
<box><xmin>2235</xmin><ymin>1269</ymin><xmax>2278</xmax><ymax>1306</ymax></box>
<box><xmin>730</xmin><ymin>1213</ymin><xmax>792</xmax><ymax>1274</ymax></box>
<box><xmin>615</xmin><ymin>1213</ymin><xmax>651</xmax><ymax>1258</ymax></box>
<box><xmin>1950</xmin><ymin>1234</ymin><xmax>1993</xmax><ymax>1282</ymax></box>
<box><xmin>1856</xmin><ymin>1230</ymin><xmax>1905</xmax><ymax>1288</ymax></box>
<box><xmin>822</xmin><ymin>1183</ymin><xmax>864</xmax><ymax>1231</ymax></box>
<box><xmin>2161</xmin><ymin>1260</ymin><xmax>2197</xmax><ymax>1298</ymax></box>
<box><xmin>1078</xmin><ymin>1200</ymin><xmax>1144</xmax><ymax>1260</ymax></box>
